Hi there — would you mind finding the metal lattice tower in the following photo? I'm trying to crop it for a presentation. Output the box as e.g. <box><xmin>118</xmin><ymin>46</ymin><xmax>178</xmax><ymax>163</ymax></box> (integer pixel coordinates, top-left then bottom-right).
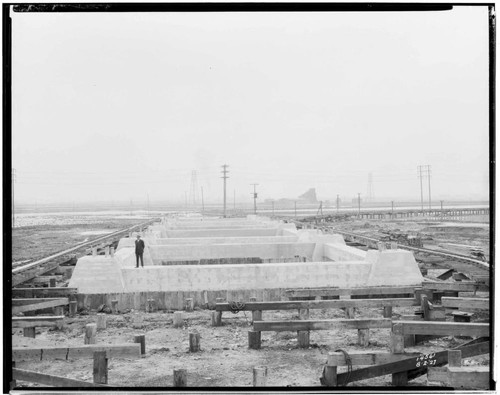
<box><xmin>189</xmin><ymin>170</ymin><xmax>199</xmax><ymax>205</ymax></box>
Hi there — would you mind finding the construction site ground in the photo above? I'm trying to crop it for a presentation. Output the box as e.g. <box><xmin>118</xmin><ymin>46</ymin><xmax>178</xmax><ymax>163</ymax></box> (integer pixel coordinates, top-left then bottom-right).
<box><xmin>11</xmin><ymin>213</ymin><xmax>491</xmax><ymax>388</ymax></box>
<box><xmin>11</xmin><ymin>305</ymin><xmax>490</xmax><ymax>388</ymax></box>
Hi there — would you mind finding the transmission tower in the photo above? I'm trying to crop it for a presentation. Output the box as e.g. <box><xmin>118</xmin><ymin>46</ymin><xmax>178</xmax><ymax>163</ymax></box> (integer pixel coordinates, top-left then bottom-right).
<box><xmin>221</xmin><ymin>165</ymin><xmax>229</xmax><ymax>217</ymax></box>
<box><xmin>366</xmin><ymin>173</ymin><xmax>374</xmax><ymax>202</ymax></box>
<box><xmin>250</xmin><ymin>183</ymin><xmax>259</xmax><ymax>215</ymax></box>
<box><xmin>417</xmin><ymin>165</ymin><xmax>432</xmax><ymax>211</ymax></box>
<box><xmin>189</xmin><ymin>170</ymin><xmax>199</xmax><ymax>205</ymax></box>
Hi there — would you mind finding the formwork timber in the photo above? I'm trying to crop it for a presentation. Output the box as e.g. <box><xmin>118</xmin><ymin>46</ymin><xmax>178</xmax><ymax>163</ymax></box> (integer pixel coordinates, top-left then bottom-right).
<box><xmin>253</xmin><ymin>318</ymin><xmax>392</xmax><ymax>332</ymax></box>
<box><xmin>285</xmin><ymin>286</ymin><xmax>417</xmax><ymax>299</ymax></box>
<box><xmin>12</xmin><ymin>298</ymin><xmax>69</xmax><ymax>314</ymax></box>
<box><xmin>215</xmin><ymin>298</ymin><xmax>417</xmax><ymax>312</ymax></box>
<box><xmin>441</xmin><ymin>297</ymin><xmax>489</xmax><ymax>311</ymax></box>
<box><xmin>395</xmin><ymin>321</ymin><xmax>490</xmax><ymax>337</ymax></box>
<box><xmin>12</xmin><ymin>287</ymin><xmax>78</xmax><ymax>298</ymax></box>
<box><xmin>13</xmin><ymin>368</ymin><xmax>109</xmax><ymax>388</ymax></box>
<box><xmin>12</xmin><ymin>316</ymin><xmax>64</xmax><ymax>329</ymax></box>
<box><xmin>12</xmin><ymin>344</ymin><xmax>141</xmax><ymax>361</ymax></box>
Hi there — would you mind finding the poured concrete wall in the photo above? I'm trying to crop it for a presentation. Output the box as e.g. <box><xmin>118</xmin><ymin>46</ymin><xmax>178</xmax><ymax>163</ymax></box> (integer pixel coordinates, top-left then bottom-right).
<box><xmin>148</xmin><ymin>242</ymin><xmax>316</xmax><ymax>263</ymax></box>
<box><xmin>120</xmin><ymin>261</ymin><xmax>372</xmax><ymax>292</ymax></box>
<box><xmin>153</xmin><ymin>236</ymin><xmax>299</xmax><ymax>245</ymax></box>
<box><xmin>69</xmin><ymin>256</ymin><xmax>125</xmax><ymax>293</ymax></box>
<box><xmin>165</xmin><ymin>228</ymin><xmax>280</xmax><ymax>238</ymax></box>
<box><xmin>324</xmin><ymin>243</ymin><xmax>367</xmax><ymax>261</ymax></box>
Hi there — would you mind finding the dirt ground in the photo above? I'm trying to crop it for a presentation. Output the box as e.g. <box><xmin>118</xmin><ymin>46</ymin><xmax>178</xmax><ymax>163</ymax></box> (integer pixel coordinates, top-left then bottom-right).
<box><xmin>12</xmin><ymin>305</ymin><xmax>490</xmax><ymax>389</ymax></box>
<box><xmin>10</xmin><ymin>213</ymin><xmax>491</xmax><ymax>388</ymax></box>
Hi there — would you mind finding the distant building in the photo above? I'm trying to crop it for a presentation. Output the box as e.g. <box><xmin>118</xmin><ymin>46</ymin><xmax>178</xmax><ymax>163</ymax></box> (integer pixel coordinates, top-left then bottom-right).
<box><xmin>298</xmin><ymin>188</ymin><xmax>318</xmax><ymax>203</ymax></box>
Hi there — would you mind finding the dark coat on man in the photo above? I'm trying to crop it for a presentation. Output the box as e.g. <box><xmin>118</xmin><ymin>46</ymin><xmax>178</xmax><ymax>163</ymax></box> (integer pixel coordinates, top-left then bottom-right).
<box><xmin>135</xmin><ymin>239</ymin><xmax>145</xmax><ymax>254</ymax></box>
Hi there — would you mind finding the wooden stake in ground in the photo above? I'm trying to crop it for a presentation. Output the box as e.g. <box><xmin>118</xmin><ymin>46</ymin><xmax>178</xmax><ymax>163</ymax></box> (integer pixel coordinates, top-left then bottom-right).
<box><xmin>189</xmin><ymin>332</ymin><xmax>200</xmax><ymax>352</ymax></box>
<box><xmin>23</xmin><ymin>328</ymin><xmax>36</xmax><ymax>338</ymax></box>
<box><xmin>185</xmin><ymin>298</ymin><xmax>194</xmax><ymax>312</ymax></box>
<box><xmin>253</xmin><ymin>366</ymin><xmax>268</xmax><ymax>386</ymax></box>
<box><xmin>173</xmin><ymin>312</ymin><xmax>183</xmax><ymax>328</ymax></box>
<box><xmin>211</xmin><ymin>311</ymin><xmax>221</xmax><ymax>327</ymax></box>
<box><xmin>111</xmin><ymin>300</ymin><xmax>118</xmax><ymax>314</ymax></box>
<box><xmin>134</xmin><ymin>334</ymin><xmax>146</xmax><ymax>355</ymax></box>
<box><xmin>69</xmin><ymin>301</ymin><xmax>77</xmax><ymax>317</ymax></box>
<box><xmin>248</xmin><ymin>330</ymin><xmax>261</xmax><ymax>349</ymax></box>
<box><xmin>84</xmin><ymin>324</ymin><xmax>97</xmax><ymax>344</ymax></box>
<box><xmin>173</xmin><ymin>369</ymin><xmax>187</xmax><ymax>387</ymax></box>
<box><xmin>93</xmin><ymin>351</ymin><xmax>108</xmax><ymax>384</ymax></box>
<box><xmin>96</xmin><ymin>314</ymin><xmax>107</xmax><ymax>330</ymax></box>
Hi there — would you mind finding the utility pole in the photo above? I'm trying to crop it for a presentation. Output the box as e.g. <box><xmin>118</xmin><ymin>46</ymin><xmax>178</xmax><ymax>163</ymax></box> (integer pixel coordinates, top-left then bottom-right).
<box><xmin>426</xmin><ymin>165</ymin><xmax>432</xmax><ymax>210</ymax></box>
<box><xmin>440</xmin><ymin>200</ymin><xmax>444</xmax><ymax>211</ymax></box>
<box><xmin>391</xmin><ymin>200</ymin><xmax>394</xmax><ymax>217</ymax></box>
<box><xmin>201</xmin><ymin>187</ymin><xmax>205</xmax><ymax>214</ymax></box>
<box><xmin>357</xmin><ymin>193</ymin><xmax>361</xmax><ymax>217</ymax></box>
<box><xmin>250</xmin><ymin>183</ymin><xmax>259</xmax><ymax>215</ymax></box>
<box><xmin>221</xmin><ymin>164</ymin><xmax>229</xmax><ymax>217</ymax></box>
<box><xmin>418</xmin><ymin>165</ymin><xmax>424</xmax><ymax>213</ymax></box>
<box><xmin>336</xmin><ymin>194</ymin><xmax>340</xmax><ymax>214</ymax></box>
<box><xmin>12</xmin><ymin>168</ymin><xmax>16</xmax><ymax>228</ymax></box>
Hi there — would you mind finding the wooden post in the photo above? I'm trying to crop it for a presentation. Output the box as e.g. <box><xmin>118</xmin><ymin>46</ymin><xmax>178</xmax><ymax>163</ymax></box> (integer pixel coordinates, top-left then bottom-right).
<box><xmin>253</xmin><ymin>366</ymin><xmax>268</xmax><ymax>386</ymax></box>
<box><xmin>49</xmin><ymin>278</ymin><xmax>56</xmax><ymax>287</ymax></box>
<box><xmin>111</xmin><ymin>300</ymin><xmax>118</xmax><ymax>314</ymax></box>
<box><xmin>392</xmin><ymin>371</ymin><xmax>408</xmax><ymax>386</ymax></box>
<box><xmin>173</xmin><ymin>311</ymin><xmax>183</xmax><ymax>328</ymax></box>
<box><xmin>358</xmin><ymin>328</ymin><xmax>370</xmax><ymax>346</ymax></box>
<box><xmin>323</xmin><ymin>366</ymin><xmax>337</xmax><ymax>386</ymax></box>
<box><xmin>84</xmin><ymin>324</ymin><xmax>97</xmax><ymax>344</ymax></box>
<box><xmin>383</xmin><ymin>306</ymin><xmax>393</xmax><ymax>318</ymax></box>
<box><xmin>297</xmin><ymin>308</ymin><xmax>310</xmax><ymax>348</ymax></box>
<box><xmin>110</xmin><ymin>247</ymin><xmax>115</xmax><ymax>257</ymax></box>
<box><xmin>147</xmin><ymin>298</ymin><xmax>157</xmax><ymax>313</ymax></box>
<box><xmin>211</xmin><ymin>311</ymin><xmax>222</xmax><ymax>327</ymax></box>
<box><xmin>105</xmin><ymin>246</ymin><xmax>110</xmax><ymax>257</ymax></box>
<box><xmin>54</xmin><ymin>306</ymin><xmax>64</xmax><ymax>316</ymax></box>
<box><xmin>96</xmin><ymin>314</ymin><xmax>107</xmax><ymax>330</ymax></box>
<box><xmin>92</xmin><ymin>247</ymin><xmax>97</xmax><ymax>257</ymax></box>
<box><xmin>69</xmin><ymin>301</ymin><xmax>77</xmax><ymax>317</ymax></box>
<box><xmin>185</xmin><ymin>298</ymin><xmax>194</xmax><ymax>312</ymax></box>
<box><xmin>249</xmin><ymin>297</ymin><xmax>262</xmax><ymax>322</ymax></box>
<box><xmin>173</xmin><ymin>369</ymin><xmax>187</xmax><ymax>387</ymax></box>
<box><xmin>23</xmin><ymin>327</ymin><xmax>35</xmax><ymax>338</ymax></box>
<box><xmin>134</xmin><ymin>334</ymin><xmax>146</xmax><ymax>355</ymax></box>
<box><xmin>189</xmin><ymin>332</ymin><xmax>200</xmax><ymax>352</ymax></box>
<box><xmin>93</xmin><ymin>351</ymin><xmax>108</xmax><ymax>384</ymax></box>
<box><xmin>391</xmin><ymin>323</ymin><xmax>404</xmax><ymax>354</ymax></box>
<box><xmin>421</xmin><ymin>295</ymin><xmax>430</xmax><ymax>321</ymax></box>
<box><xmin>448</xmin><ymin>350</ymin><xmax>462</xmax><ymax>367</ymax></box>
<box><xmin>248</xmin><ymin>330</ymin><xmax>261</xmax><ymax>349</ymax></box>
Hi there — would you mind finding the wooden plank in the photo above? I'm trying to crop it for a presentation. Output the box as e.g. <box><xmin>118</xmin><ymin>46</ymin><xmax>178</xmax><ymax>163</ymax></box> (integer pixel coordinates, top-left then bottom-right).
<box><xmin>12</xmin><ymin>316</ymin><xmax>64</xmax><ymax>329</ymax></box>
<box><xmin>336</xmin><ymin>340</ymin><xmax>489</xmax><ymax>385</ymax></box>
<box><xmin>13</xmin><ymin>368</ymin><xmax>109</xmax><ymax>387</ymax></box>
<box><xmin>398</xmin><ymin>321</ymin><xmax>489</xmax><ymax>337</ymax></box>
<box><xmin>441</xmin><ymin>297</ymin><xmax>489</xmax><ymax>311</ymax></box>
<box><xmin>12</xmin><ymin>348</ymin><xmax>42</xmax><ymax>362</ymax></box>
<box><xmin>285</xmin><ymin>286</ymin><xmax>416</xmax><ymax>298</ymax></box>
<box><xmin>12</xmin><ymin>298</ymin><xmax>68</xmax><ymax>306</ymax></box>
<box><xmin>216</xmin><ymin>298</ymin><xmax>417</xmax><ymax>312</ymax></box>
<box><xmin>447</xmin><ymin>367</ymin><xmax>490</xmax><ymax>389</ymax></box>
<box><xmin>427</xmin><ymin>366</ymin><xmax>450</xmax><ymax>385</ymax></box>
<box><xmin>437</xmin><ymin>269</ymin><xmax>455</xmax><ymax>281</ymax></box>
<box><xmin>12</xmin><ymin>298</ymin><xmax>68</xmax><ymax>314</ymax></box>
<box><xmin>12</xmin><ymin>288</ymin><xmax>77</xmax><ymax>298</ymax></box>
<box><xmin>328</xmin><ymin>351</ymin><xmax>420</xmax><ymax>366</ymax></box>
<box><xmin>253</xmin><ymin>318</ymin><xmax>392</xmax><ymax>332</ymax></box>
<box><xmin>422</xmin><ymin>281</ymin><xmax>478</xmax><ymax>292</ymax></box>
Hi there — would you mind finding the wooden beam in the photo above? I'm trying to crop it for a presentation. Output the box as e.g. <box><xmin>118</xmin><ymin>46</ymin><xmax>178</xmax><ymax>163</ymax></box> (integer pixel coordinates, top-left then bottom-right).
<box><xmin>13</xmin><ymin>368</ymin><xmax>109</xmax><ymax>387</ymax></box>
<box><xmin>12</xmin><ymin>316</ymin><xmax>64</xmax><ymax>329</ymax></box>
<box><xmin>254</xmin><ymin>318</ymin><xmax>392</xmax><ymax>332</ymax></box>
<box><xmin>12</xmin><ymin>298</ymin><xmax>68</xmax><ymax>306</ymax></box>
<box><xmin>13</xmin><ymin>344</ymin><xmax>141</xmax><ymax>361</ymax></box>
<box><xmin>216</xmin><ymin>298</ymin><xmax>417</xmax><ymax>312</ymax></box>
<box><xmin>441</xmin><ymin>297</ymin><xmax>489</xmax><ymax>311</ymax></box>
<box><xmin>428</xmin><ymin>366</ymin><xmax>490</xmax><ymax>389</ymax></box>
<box><xmin>437</xmin><ymin>269</ymin><xmax>456</xmax><ymax>281</ymax></box>
<box><xmin>12</xmin><ymin>298</ymin><xmax>68</xmax><ymax>314</ymax></box>
<box><xmin>328</xmin><ymin>351</ymin><xmax>420</xmax><ymax>366</ymax></box>
<box><xmin>336</xmin><ymin>340</ymin><xmax>489</xmax><ymax>385</ymax></box>
<box><xmin>422</xmin><ymin>281</ymin><xmax>478</xmax><ymax>292</ymax></box>
<box><xmin>12</xmin><ymin>288</ymin><xmax>77</xmax><ymax>298</ymax></box>
<box><xmin>398</xmin><ymin>321</ymin><xmax>489</xmax><ymax>337</ymax></box>
<box><xmin>285</xmin><ymin>286</ymin><xmax>416</xmax><ymax>298</ymax></box>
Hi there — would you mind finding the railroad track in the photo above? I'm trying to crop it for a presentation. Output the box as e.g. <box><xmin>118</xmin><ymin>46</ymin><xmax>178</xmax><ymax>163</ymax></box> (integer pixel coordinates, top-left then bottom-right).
<box><xmin>11</xmin><ymin>217</ymin><xmax>161</xmax><ymax>287</ymax></box>
<box><xmin>287</xmin><ymin>219</ymin><xmax>489</xmax><ymax>273</ymax></box>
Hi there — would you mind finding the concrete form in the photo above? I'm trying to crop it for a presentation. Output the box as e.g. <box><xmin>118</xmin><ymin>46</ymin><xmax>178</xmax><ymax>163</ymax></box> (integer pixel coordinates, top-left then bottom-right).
<box><xmin>69</xmin><ymin>215</ymin><xmax>424</xmax><ymax>307</ymax></box>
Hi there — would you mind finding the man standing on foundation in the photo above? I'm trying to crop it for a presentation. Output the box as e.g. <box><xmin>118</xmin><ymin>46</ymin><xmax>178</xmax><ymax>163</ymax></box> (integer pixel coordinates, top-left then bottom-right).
<box><xmin>135</xmin><ymin>234</ymin><xmax>145</xmax><ymax>268</ymax></box>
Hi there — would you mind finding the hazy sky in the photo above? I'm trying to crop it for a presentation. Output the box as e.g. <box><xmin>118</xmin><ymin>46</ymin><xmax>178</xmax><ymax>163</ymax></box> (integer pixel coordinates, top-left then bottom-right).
<box><xmin>11</xmin><ymin>6</ymin><xmax>490</xmax><ymax>205</ymax></box>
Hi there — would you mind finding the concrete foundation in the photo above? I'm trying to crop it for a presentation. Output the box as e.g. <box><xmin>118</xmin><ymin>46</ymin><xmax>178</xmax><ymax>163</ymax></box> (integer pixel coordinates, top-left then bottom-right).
<box><xmin>69</xmin><ymin>215</ymin><xmax>424</xmax><ymax>296</ymax></box>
